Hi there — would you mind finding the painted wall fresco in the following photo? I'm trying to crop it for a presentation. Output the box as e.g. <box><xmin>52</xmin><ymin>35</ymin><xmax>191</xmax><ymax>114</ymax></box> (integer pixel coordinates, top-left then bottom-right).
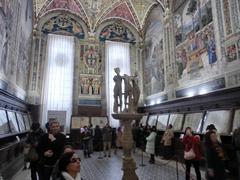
<box><xmin>16</xmin><ymin>0</ymin><xmax>33</xmax><ymax>90</ymax></box>
<box><xmin>99</xmin><ymin>22</ymin><xmax>136</xmax><ymax>44</ymax></box>
<box><xmin>42</xmin><ymin>14</ymin><xmax>85</xmax><ymax>39</ymax></box>
<box><xmin>79</xmin><ymin>44</ymin><xmax>102</xmax><ymax>75</ymax></box>
<box><xmin>174</xmin><ymin>0</ymin><xmax>213</xmax><ymax>46</ymax></box>
<box><xmin>0</xmin><ymin>0</ymin><xmax>33</xmax><ymax>99</ymax></box>
<box><xmin>143</xmin><ymin>6</ymin><xmax>164</xmax><ymax>96</ymax></box>
<box><xmin>79</xmin><ymin>75</ymin><xmax>102</xmax><ymax>96</ymax></box>
<box><xmin>174</xmin><ymin>0</ymin><xmax>219</xmax><ymax>90</ymax></box>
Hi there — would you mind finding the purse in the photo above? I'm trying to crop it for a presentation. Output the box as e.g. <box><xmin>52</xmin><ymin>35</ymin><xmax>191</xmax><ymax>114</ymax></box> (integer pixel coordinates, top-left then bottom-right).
<box><xmin>27</xmin><ymin>147</ymin><xmax>39</xmax><ymax>162</ymax></box>
<box><xmin>184</xmin><ymin>148</ymin><xmax>196</xmax><ymax>160</ymax></box>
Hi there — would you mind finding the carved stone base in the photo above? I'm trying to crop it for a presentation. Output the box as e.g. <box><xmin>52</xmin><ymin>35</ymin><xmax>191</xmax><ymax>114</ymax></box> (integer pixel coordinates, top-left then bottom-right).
<box><xmin>112</xmin><ymin>113</ymin><xmax>143</xmax><ymax>180</ymax></box>
<box><xmin>122</xmin><ymin>157</ymin><xmax>138</xmax><ymax>180</ymax></box>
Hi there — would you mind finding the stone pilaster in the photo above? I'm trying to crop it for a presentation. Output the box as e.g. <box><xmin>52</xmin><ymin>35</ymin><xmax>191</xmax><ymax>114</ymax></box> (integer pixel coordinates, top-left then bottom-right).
<box><xmin>163</xmin><ymin>8</ymin><xmax>177</xmax><ymax>100</ymax></box>
<box><xmin>229</xmin><ymin>0</ymin><xmax>240</xmax><ymax>33</ymax></box>
<box><xmin>211</xmin><ymin>0</ymin><xmax>227</xmax><ymax>64</ymax></box>
<box><xmin>27</xmin><ymin>30</ymin><xmax>46</xmax><ymax>104</ymax></box>
<box><xmin>137</xmin><ymin>41</ymin><xmax>144</xmax><ymax>106</ymax></box>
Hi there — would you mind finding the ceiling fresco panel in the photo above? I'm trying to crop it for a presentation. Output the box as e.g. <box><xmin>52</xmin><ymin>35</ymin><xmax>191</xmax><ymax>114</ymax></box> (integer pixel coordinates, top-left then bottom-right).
<box><xmin>101</xmin><ymin>2</ymin><xmax>137</xmax><ymax>27</ymax></box>
<box><xmin>35</xmin><ymin>0</ymin><xmax>48</xmax><ymax>16</ymax></box>
<box><xmin>40</xmin><ymin>0</ymin><xmax>84</xmax><ymax>17</ymax></box>
<box><xmin>129</xmin><ymin>0</ymin><xmax>156</xmax><ymax>27</ymax></box>
<box><xmin>34</xmin><ymin>0</ymin><xmax>163</xmax><ymax>32</ymax></box>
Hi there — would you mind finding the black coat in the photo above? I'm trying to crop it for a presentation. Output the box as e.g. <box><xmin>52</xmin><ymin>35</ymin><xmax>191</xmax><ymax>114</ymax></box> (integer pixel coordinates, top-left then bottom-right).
<box><xmin>26</xmin><ymin>128</ymin><xmax>45</xmax><ymax>147</ymax></box>
<box><xmin>37</xmin><ymin>132</ymin><xmax>66</xmax><ymax>166</ymax></box>
<box><xmin>205</xmin><ymin>145</ymin><xmax>227</xmax><ymax>180</ymax></box>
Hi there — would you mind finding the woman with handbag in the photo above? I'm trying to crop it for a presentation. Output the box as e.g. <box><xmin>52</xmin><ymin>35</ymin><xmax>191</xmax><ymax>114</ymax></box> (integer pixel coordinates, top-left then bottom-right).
<box><xmin>182</xmin><ymin>127</ymin><xmax>202</xmax><ymax>180</ymax></box>
<box><xmin>205</xmin><ymin>131</ymin><xmax>226</xmax><ymax>180</ymax></box>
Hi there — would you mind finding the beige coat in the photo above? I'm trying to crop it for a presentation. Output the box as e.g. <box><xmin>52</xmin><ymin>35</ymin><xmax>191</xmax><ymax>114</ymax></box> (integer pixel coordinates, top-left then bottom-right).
<box><xmin>161</xmin><ymin>129</ymin><xmax>174</xmax><ymax>146</ymax></box>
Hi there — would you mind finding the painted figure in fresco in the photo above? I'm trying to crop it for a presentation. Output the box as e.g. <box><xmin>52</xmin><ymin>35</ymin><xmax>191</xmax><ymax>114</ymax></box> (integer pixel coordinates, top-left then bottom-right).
<box><xmin>176</xmin><ymin>48</ymin><xmax>188</xmax><ymax>78</ymax></box>
<box><xmin>113</xmin><ymin>68</ymin><xmax>122</xmax><ymax>113</ymax></box>
<box><xmin>207</xmin><ymin>37</ymin><xmax>217</xmax><ymax>65</ymax></box>
<box><xmin>93</xmin><ymin>79</ymin><xmax>101</xmax><ymax>95</ymax></box>
<box><xmin>82</xmin><ymin>78</ymin><xmax>89</xmax><ymax>94</ymax></box>
<box><xmin>226</xmin><ymin>45</ymin><xmax>237</xmax><ymax>62</ymax></box>
<box><xmin>72</xmin><ymin>22</ymin><xmax>84</xmax><ymax>39</ymax></box>
<box><xmin>189</xmin><ymin>33</ymin><xmax>198</xmax><ymax>52</ymax></box>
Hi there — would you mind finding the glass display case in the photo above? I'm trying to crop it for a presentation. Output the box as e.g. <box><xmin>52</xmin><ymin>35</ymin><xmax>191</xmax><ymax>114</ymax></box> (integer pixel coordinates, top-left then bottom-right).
<box><xmin>7</xmin><ymin>111</ymin><xmax>19</xmax><ymax>133</ymax></box>
<box><xmin>71</xmin><ymin>116</ymin><xmax>90</xmax><ymax>129</ymax></box>
<box><xmin>148</xmin><ymin>115</ymin><xmax>158</xmax><ymax>127</ymax></box>
<box><xmin>156</xmin><ymin>114</ymin><xmax>169</xmax><ymax>130</ymax></box>
<box><xmin>16</xmin><ymin>113</ymin><xmax>26</xmax><ymax>131</ymax></box>
<box><xmin>183</xmin><ymin>113</ymin><xmax>203</xmax><ymax>132</ymax></box>
<box><xmin>168</xmin><ymin>114</ymin><xmax>184</xmax><ymax>131</ymax></box>
<box><xmin>140</xmin><ymin>116</ymin><xmax>148</xmax><ymax>126</ymax></box>
<box><xmin>91</xmin><ymin>117</ymin><xmax>108</xmax><ymax>128</ymax></box>
<box><xmin>202</xmin><ymin>110</ymin><xmax>231</xmax><ymax>134</ymax></box>
<box><xmin>0</xmin><ymin>109</ymin><xmax>10</xmax><ymax>135</ymax></box>
<box><xmin>23</xmin><ymin>114</ymin><xmax>30</xmax><ymax>130</ymax></box>
<box><xmin>232</xmin><ymin>109</ymin><xmax>240</xmax><ymax>132</ymax></box>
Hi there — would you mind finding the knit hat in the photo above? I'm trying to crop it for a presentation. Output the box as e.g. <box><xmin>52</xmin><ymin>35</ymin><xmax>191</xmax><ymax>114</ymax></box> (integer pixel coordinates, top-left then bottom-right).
<box><xmin>58</xmin><ymin>152</ymin><xmax>75</xmax><ymax>172</ymax></box>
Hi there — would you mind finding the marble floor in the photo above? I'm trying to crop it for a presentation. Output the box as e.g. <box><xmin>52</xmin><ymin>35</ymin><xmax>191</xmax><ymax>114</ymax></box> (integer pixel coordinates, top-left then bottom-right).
<box><xmin>12</xmin><ymin>150</ymin><xmax>205</xmax><ymax>180</ymax></box>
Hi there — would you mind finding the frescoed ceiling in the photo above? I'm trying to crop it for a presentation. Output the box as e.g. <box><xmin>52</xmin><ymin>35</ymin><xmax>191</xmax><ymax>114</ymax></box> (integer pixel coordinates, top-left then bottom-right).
<box><xmin>33</xmin><ymin>0</ymin><xmax>165</xmax><ymax>32</ymax></box>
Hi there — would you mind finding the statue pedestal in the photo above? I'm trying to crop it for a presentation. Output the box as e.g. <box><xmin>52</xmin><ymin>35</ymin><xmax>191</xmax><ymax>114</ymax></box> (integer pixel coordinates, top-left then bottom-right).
<box><xmin>112</xmin><ymin>113</ymin><xmax>143</xmax><ymax>180</ymax></box>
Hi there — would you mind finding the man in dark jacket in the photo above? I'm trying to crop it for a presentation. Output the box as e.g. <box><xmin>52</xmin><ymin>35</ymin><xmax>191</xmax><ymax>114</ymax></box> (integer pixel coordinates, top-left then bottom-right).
<box><xmin>233</xmin><ymin>126</ymin><xmax>240</xmax><ymax>180</ymax></box>
<box><xmin>102</xmin><ymin>123</ymin><xmax>112</xmax><ymax>157</ymax></box>
<box><xmin>37</xmin><ymin>120</ymin><xmax>66</xmax><ymax>180</ymax></box>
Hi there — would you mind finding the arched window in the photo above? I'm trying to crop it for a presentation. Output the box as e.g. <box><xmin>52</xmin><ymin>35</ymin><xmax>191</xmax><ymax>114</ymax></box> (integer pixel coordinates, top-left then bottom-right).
<box><xmin>41</xmin><ymin>34</ymin><xmax>74</xmax><ymax>132</ymax></box>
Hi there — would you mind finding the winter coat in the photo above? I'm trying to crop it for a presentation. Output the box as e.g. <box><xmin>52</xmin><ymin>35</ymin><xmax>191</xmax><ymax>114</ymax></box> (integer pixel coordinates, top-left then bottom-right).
<box><xmin>205</xmin><ymin>144</ymin><xmax>226</xmax><ymax>180</ymax></box>
<box><xmin>161</xmin><ymin>129</ymin><xmax>174</xmax><ymax>146</ymax></box>
<box><xmin>145</xmin><ymin>131</ymin><xmax>157</xmax><ymax>155</ymax></box>
<box><xmin>182</xmin><ymin>135</ymin><xmax>202</xmax><ymax>161</ymax></box>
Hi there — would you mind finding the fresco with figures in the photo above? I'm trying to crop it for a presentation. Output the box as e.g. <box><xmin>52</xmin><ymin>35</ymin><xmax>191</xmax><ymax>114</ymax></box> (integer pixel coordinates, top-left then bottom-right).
<box><xmin>34</xmin><ymin>0</ymin><xmax>157</xmax><ymax>31</ymax></box>
<box><xmin>143</xmin><ymin>5</ymin><xmax>164</xmax><ymax>96</ymax></box>
<box><xmin>79</xmin><ymin>75</ymin><xmax>102</xmax><ymax>96</ymax></box>
<box><xmin>42</xmin><ymin>14</ymin><xmax>85</xmax><ymax>39</ymax></box>
<box><xmin>0</xmin><ymin>0</ymin><xmax>32</xmax><ymax>99</ymax></box>
<box><xmin>174</xmin><ymin>0</ymin><xmax>219</xmax><ymax>89</ymax></box>
<box><xmin>99</xmin><ymin>22</ymin><xmax>136</xmax><ymax>44</ymax></box>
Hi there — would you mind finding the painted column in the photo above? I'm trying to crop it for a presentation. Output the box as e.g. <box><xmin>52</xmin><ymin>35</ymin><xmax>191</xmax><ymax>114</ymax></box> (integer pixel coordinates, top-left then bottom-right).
<box><xmin>229</xmin><ymin>0</ymin><xmax>240</xmax><ymax>33</ymax></box>
<box><xmin>28</xmin><ymin>30</ymin><xmax>47</xmax><ymax>104</ymax></box>
<box><xmin>163</xmin><ymin>8</ymin><xmax>177</xmax><ymax>100</ymax></box>
<box><xmin>28</xmin><ymin>30</ymin><xmax>43</xmax><ymax>104</ymax></box>
<box><xmin>211</xmin><ymin>0</ymin><xmax>227</xmax><ymax>64</ymax></box>
<box><xmin>137</xmin><ymin>41</ymin><xmax>144</xmax><ymax>106</ymax></box>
